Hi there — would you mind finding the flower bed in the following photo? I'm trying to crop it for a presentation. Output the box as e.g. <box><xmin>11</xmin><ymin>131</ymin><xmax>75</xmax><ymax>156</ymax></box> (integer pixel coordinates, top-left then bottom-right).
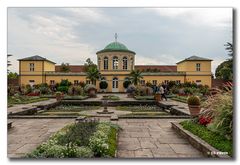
<box><xmin>27</xmin><ymin>122</ymin><xmax>120</xmax><ymax>158</ymax></box>
<box><xmin>180</xmin><ymin>120</ymin><xmax>232</xmax><ymax>157</ymax></box>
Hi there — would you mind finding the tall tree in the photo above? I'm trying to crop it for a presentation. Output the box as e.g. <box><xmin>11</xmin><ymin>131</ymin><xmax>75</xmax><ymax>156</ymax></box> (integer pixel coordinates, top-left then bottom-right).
<box><xmin>129</xmin><ymin>70</ymin><xmax>143</xmax><ymax>85</ymax></box>
<box><xmin>85</xmin><ymin>58</ymin><xmax>100</xmax><ymax>84</ymax></box>
<box><xmin>60</xmin><ymin>63</ymin><xmax>70</xmax><ymax>72</ymax></box>
<box><xmin>215</xmin><ymin>42</ymin><xmax>233</xmax><ymax>81</ymax></box>
<box><xmin>86</xmin><ymin>66</ymin><xmax>101</xmax><ymax>85</ymax></box>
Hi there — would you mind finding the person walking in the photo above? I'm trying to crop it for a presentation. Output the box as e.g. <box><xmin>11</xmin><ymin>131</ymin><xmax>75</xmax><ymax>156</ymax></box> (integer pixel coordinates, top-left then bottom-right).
<box><xmin>160</xmin><ymin>85</ymin><xmax>167</xmax><ymax>101</ymax></box>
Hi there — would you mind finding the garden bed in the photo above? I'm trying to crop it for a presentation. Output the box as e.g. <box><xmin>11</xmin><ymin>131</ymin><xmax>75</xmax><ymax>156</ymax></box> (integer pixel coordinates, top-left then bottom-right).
<box><xmin>116</xmin><ymin>105</ymin><xmax>163</xmax><ymax>112</ymax></box>
<box><xmin>8</xmin><ymin>96</ymin><xmax>49</xmax><ymax>106</ymax></box>
<box><xmin>27</xmin><ymin>121</ymin><xmax>120</xmax><ymax>158</ymax></box>
<box><xmin>101</xmin><ymin>95</ymin><xmax>120</xmax><ymax>100</ymax></box>
<box><xmin>172</xmin><ymin>120</ymin><xmax>232</xmax><ymax>158</ymax></box>
<box><xmin>134</xmin><ymin>96</ymin><xmax>154</xmax><ymax>100</ymax></box>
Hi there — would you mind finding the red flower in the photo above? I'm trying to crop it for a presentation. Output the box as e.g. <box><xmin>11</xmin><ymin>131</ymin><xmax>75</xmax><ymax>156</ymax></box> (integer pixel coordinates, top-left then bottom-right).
<box><xmin>199</xmin><ymin>116</ymin><xmax>212</xmax><ymax>126</ymax></box>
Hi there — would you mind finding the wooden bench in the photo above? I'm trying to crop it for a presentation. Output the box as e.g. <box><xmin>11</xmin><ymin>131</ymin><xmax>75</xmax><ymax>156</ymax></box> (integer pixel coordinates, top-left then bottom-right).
<box><xmin>75</xmin><ymin>116</ymin><xmax>87</xmax><ymax>123</ymax></box>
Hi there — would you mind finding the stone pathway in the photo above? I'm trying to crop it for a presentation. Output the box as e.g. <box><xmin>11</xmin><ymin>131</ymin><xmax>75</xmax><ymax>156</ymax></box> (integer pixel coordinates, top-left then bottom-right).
<box><xmin>8</xmin><ymin>119</ymin><xmax>73</xmax><ymax>158</ymax></box>
<box><xmin>116</xmin><ymin>119</ymin><xmax>204</xmax><ymax>158</ymax></box>
<box><xmin>8</xmin><ymin>99</ymin><xmax>57</xmax><ymax>115</ymax></box>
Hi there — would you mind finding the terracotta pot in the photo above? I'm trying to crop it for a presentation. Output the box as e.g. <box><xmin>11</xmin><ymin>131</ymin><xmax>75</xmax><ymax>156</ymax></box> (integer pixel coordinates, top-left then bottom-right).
<box><xmin>56</xmin><ymin>95</ymin><xmax>63</xmax><ymax>101</ymax></box>
<box><xmin>88</xmin><ymin>89</ymin><xmax>96</xmax><ymax>97</ymax></box>
<box><xmin>154</xmin><ymin>93</ymin><xmax>161</xmax><ymax>102</ymax></box>
<box><xmin>188</xmin><ymin>105</ymin><xmax>201</xmax><ymax>116</ymax></box>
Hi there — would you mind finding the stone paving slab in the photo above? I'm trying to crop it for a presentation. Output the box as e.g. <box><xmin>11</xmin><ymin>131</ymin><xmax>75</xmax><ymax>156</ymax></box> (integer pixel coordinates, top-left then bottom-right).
<box><xmin>8</xmin><ymin>119</ymin><xmax>73</xmax><ymax>158</ymax></box>
<box><xmin>116</xmin><ymin>119</ymin><xmax>204</xmax><ymax>158</ymax></box>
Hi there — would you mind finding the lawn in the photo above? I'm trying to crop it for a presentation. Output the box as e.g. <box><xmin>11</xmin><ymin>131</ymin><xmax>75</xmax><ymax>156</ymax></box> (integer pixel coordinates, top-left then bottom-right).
<box><xmin>27</xmin><ymin>121</ymin><xmax>120</xmax><ymax>158</ymax></box>
<box><xmin>180</xmin><ymin>120</ymin><xmax>233</xmax><ymax>157</ymax></box>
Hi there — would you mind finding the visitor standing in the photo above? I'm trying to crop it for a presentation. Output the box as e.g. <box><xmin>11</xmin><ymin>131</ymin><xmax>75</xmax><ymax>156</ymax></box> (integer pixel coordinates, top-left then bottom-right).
<box><xmin>160</xmin><ymin>85</ymin><xmax>167</xmax><ymax>101</ymax></box>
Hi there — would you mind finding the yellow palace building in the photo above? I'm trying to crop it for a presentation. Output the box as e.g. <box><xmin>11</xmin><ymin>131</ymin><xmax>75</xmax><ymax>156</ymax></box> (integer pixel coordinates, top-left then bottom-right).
<box><xmin>18</xmin><ymin>39</ymin><xmax>212</xmax><ymax>92</ymax></box>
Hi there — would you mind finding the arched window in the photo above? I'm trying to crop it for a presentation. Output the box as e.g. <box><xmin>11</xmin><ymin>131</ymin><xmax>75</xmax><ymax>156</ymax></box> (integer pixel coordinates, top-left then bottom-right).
<box><xmin>123</xmin><ymin>57</ymin><xmax>128</xmax><ymax>70</ymax></box>
<box><xmin>98</xmin><ymin>57</ymin><xmax>101</xmax><ymax>70</ymax></box>
<box><xmin>104</xmin><ymin>57</ymin><xmax>108</xmax><ymax>70</ymax></box>
<box><xmin>113</xmin><ymin>56</ymin><xmax>118</xmax><ymax>70</ymax></box>
<box><xmin>112</xmin><ymin>77</ymin><xmax>118</xmax><ymax>89</ymax></box>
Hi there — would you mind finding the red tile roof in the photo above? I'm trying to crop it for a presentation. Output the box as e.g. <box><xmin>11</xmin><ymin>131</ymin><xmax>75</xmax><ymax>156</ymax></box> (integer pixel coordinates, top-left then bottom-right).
<box><xmin>135</xmin><ymin>65</ymin><xmax>177</xmax><ymax>72</ymax></box>
<box><xmin>55</xmin><ymin>65</ymin><xmax>86</xmax><ymax>72</ymax></box>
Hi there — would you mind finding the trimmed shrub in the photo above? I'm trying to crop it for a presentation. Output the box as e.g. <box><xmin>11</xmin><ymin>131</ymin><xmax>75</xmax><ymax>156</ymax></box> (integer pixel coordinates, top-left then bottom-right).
<box><xmin>123</xmin><ymin>80</ymin><xmax>131</xmax><ymax>89</ymax></box>
<box><xmin>57</xmin><ymin>86</ymin><xmax>69</xmax><ymax>93</ymax></box>
<box><xmin>187</xmin><ymin>95</ymin><xmax>200</xmax><ymax>105</ymax></box>
<box><xmin>99</xmin><ymin>81</ymin><xmax>108</xmax><ymax>89</ymax></box>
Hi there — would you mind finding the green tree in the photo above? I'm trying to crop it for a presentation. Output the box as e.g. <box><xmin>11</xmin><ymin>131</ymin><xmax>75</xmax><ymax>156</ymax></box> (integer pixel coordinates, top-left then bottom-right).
<box><xmin>129</xmin><ymin>70</ymin><xmax>143</xmax><ymax>85</ymax></box>
<box><xmin>86</xmin><ymin>67</ymin><xmax>100</xmax><ymax>85</ymax></box>
<box><xmin>215</xmin><ymin>42</ymin><xmax>233</xmax><ymax>80</ymax></box>
<box><xmin>60</xmin><ymin>63</ymin><xmax>70</xmax><ymax>72</ymax></box>
<box><xmin>8</xmin><ymin>72</ymin><xmax>18</xmax><ymax>79</ymax></box>
<box><xmin>84</xmin><ymin>58</ymin><xmax>97</xmax><ymax>71</ymax></box>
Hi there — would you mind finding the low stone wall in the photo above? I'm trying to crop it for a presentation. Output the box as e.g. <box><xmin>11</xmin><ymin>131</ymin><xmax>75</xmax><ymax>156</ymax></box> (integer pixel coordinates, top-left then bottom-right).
<box><xmin>171</xmin><ymin>122</ymin><xmax>231</xmax><ymax>158</ymax></box>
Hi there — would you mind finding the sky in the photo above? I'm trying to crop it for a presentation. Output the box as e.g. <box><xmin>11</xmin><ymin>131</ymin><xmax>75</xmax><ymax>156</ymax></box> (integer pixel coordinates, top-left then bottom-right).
<box><xmin>7</xmin><ymin>8</ymin><xmax>233</xmax><ymax>74</ymax></box>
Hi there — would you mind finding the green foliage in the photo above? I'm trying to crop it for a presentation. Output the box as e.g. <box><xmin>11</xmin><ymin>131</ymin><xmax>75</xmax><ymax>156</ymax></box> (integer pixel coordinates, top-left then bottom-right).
<box><xmin>215</xmin><ymin>42</ymin><xmax>233</xmax><ymax>80</ymax></box>
<box><xmin>8</xmin><ymin>95</ymin><xmax>48</xmax><ymax>105</ymax></box>
<box><xmin>27</xmin><ymin>122</ymin><xmax>119</xmax><ymax>158</ymax></box>
<box><xmin>123</xmin><ymin>80</ymin><xmax>131</xmax><ymax>89</ymax></box>
<box><xmin>57</xmin><ymin>86</ymin><xmax>69</xmax><ymax>93</ymax></box>
<box><xmin>134</xmin><ymin>96</ymin><xmax>154</xmax><ymax>100</ymax></box>
<box><xmin>60</xmin><ymin>63</ymin><xmax>70</xmax><ymax>72</ymax></box>
<box><xmin>99</xmin><ymin>81</ymin><xmax>108</xmax><ymax>89</ymax></box>
<box><xmin>180</xmin><ymin>120</ymin><xmax>232</xmax><ymax>156</ymax></box>
<box><xmin>202</xmin><ymin>84</ymin><xmax>233</xmax><ymax>139</ymax></box>
<box><xmin>8</xmin><ymin>72</ymin><xmax>18</xmax><ymax>79</ymax></box>
<box><xmin>60</xmin><ymin>79</ymin><xmax>71</xmax><ymax>86</ymax></box>
<box><xmin>129</xmin><ymin>70</ymin><xmax>143</xmax><ymax>85</ymax></box>
<box><xmin>187</xmin><ymin>95</ymin><xmax>200</xmax><ymax>105</ymax></box>
<box><xmin>89</xmin><ymin>123</ymin><xmax>119</xmax><ymax>157</ymax></box>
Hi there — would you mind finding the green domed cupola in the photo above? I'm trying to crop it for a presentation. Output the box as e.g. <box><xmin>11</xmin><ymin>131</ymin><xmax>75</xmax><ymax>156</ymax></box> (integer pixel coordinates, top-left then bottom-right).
<box><xmin>96</xmin><ymin>34</ymin><xmax>135</xmax><ymax>54</ymax></box>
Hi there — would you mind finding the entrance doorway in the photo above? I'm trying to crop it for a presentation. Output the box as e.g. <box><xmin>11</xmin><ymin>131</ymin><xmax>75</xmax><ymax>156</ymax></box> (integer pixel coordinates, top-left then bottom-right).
<box><xmin>112</xmin><ymin>77</ymin><xmax>119</xmax><ymax>92</ymax></box>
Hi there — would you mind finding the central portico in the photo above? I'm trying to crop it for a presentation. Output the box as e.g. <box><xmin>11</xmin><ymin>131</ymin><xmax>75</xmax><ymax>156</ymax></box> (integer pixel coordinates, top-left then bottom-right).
<box><xmin>96</xmin><ymin>35</ymin><xmax>136</xmax><ymax>92</ymax></box>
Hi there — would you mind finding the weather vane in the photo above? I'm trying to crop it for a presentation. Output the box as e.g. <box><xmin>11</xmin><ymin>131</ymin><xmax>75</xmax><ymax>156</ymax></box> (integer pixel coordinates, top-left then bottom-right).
<box><xmin>115</xmin><ymin>33</ymin><xmax>118</xmax><ymax>42</ymax></box>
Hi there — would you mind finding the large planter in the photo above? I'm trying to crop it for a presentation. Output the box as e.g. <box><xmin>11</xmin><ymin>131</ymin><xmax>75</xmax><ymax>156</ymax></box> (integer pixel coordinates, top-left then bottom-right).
<box><xmin>88</xmin><ymin>89</ymin><xmax>97</xmax><ymax>98</ymax></box>
<box><xmin>154</xmin><ymin>93</ymin><xmax>161</xmax><ymax>102</ymax></box>
<box><xmin>56</xmin><ymin>94</ymin><xmax>63</xmax><ymax>101</ymax></box>
<box><xmin>188</xmin><ymin>105</ymin><xmax>201</xmax><ymax>116</ymax></box>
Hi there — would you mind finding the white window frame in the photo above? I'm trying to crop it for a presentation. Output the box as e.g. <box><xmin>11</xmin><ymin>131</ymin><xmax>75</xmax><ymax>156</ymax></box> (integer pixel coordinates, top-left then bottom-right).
<box><xmin>103</xmin><ymin>57</ymin><xmax>108</xmax><ymax>70</ymax></box>
<box><xmin>113</xmin><ymin>56</ymin><xmax>118</xmax><ymax>70</ymax></box>
<box><xmin>196</xmin><ymin>63</ymin><xmax>201</xmax><ymax>71</ymax></box>
<box><xmin>50</xmin><ymin>80</ymin><xmax>55</xmax><ymax>85</ymax></box>
<box><xmin>29</xmin><ymin>63</ymin><xmax>35</xmax><ymax>72</ymax></box>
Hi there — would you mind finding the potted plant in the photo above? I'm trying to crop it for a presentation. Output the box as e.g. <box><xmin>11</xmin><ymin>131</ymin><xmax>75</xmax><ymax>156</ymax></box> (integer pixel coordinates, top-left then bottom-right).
<box><xmin>123</xmin><ymin>80</ymin><xmax>131</xmax><ymax>92</ymax></box>
<box><xmin>126</xmin><ymin>85</ymin><xmax>136</xmax><ymax>98</ymax></box>
<box><xmin>187</xmin><ymin>95</ymin><xmax>201</xmax><ymax>116</ymax></box>
<box><xmin>154</xmin><ymin>91</ymin><xmax>161</xmax><ymax>102</ymax></box>
<box><xmin>99</xmin><ymin>81</ymin><xmax>108</xmax><ymax>93</ymax></box>
<box><xmin>84</xmin><ymin>84</ymin><xmax>97</xmax><ymax>98</ymax></box>
<box><xmin>55</xmin><ymin>91</ymin><xmax>63</xmax><ymax>101</ymax></box>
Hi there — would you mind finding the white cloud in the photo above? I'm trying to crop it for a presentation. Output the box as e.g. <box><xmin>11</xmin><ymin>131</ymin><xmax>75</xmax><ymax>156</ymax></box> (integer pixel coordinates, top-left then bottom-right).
<box><xmin>149</xmin><ymin>8</ymin><xmax>232</xmax><ymax>27</ymax></box>
<box><xmin>135</xmin><ymin>54</ymin><xmax>179</xmax><ymax>65</ymax></box>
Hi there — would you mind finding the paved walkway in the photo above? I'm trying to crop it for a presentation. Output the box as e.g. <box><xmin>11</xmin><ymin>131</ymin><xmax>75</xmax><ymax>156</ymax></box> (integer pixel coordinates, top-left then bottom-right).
<box><xmin>116</xmin><ymin>119</ymin><xmax>203</xmax><ymax>158</ymax></box>
<box><xmin>8</xmin><ymin>119</ymin><xmax>73</xmax><ymax>158</ymax></box>
<box><xmin>8</xmin><ymin>99</ymin><xmax>57</xmax><ymax>115</ymax></box>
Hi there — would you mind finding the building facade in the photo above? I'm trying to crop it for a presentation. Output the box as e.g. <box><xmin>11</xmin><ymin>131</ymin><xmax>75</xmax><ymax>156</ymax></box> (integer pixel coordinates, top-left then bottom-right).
<box><xmin>18</xmin><ymin>40</ymin><xmax>212</xmax><ymax>92</ymax></box>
